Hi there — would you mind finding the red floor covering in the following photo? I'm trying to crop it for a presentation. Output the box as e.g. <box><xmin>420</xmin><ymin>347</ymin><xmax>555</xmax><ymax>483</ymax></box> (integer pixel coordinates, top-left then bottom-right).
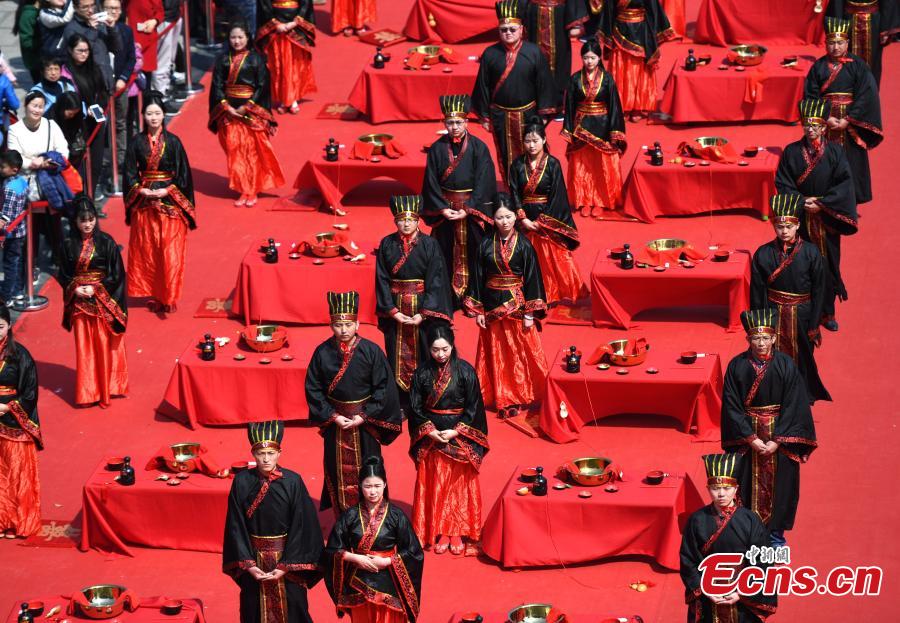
<box><xmin>2</xmin><ymin>1</ymin><xmax>898</xmax><ymax>620</ymax></box>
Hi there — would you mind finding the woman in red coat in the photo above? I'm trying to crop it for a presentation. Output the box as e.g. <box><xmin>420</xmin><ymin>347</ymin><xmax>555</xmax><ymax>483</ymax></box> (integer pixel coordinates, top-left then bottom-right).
<box><xmin>126</xmin><ymin>0</ymin><xmax>162</xmax><ymax>73</ymax></box>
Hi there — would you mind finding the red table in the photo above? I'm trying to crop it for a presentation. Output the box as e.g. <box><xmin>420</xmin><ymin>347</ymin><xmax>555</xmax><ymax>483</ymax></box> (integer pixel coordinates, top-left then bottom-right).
<box><xmin>481</xmin><ymin>465</ymin><xmax>705</xmax><ymax>570</ymax></box>
<box><xmin>5</xmin><ymin>597</ymin><xmax>206</xmax><ymax>623</ymax></box>
<box><xmin>293</xmin><ymin>154</ymin><xmax>425</xmax><ymax>214</ymax></box>
<box><xmin>81</xmin><ymin>455</ymin><xmax>231</xmax><ymax>555</ymax></box>
<box><xmin>158</xmin><ymin>333</ymin><xmax>311</xmax><ymax>428</ymax></box>
<box><xmin>590</xmin><ymin>250</ymin><xmax>751</xmax><ymax>332</ymax></box>
<box><xmin>449</xmin><ymin>613</ymin><xmax>642</xmax><ymax>623</ymax></box>
<box><xmin>404</xmin><ymin>0</ymin><xmax>495</xmax><ymax>43</ymax></box>
<box><xmin>621</xmin><ymin>149</ymin><xmax>777</xmax><ymax>222</ymax></box>
<box><xmin>695</xmin><ymin>0</ymin><xmax>825</xmax><ymax>46</ymax></box>
<box><xmin>539</xmin><ymin>347</ymin><xmax>723</xmax><ymax>443</ymax></box>
<box><xmin>660</xmin><ymin>47</ymin><xmax>813</xmax><ymax>123</ymax></box>
<box><xmin>231</xmin><ymin>239</ymin><xmax>377</xmax><ymax>327</ymax></box>
<box><xmin>348</xmin><ymin>57</ymin><xmax>480</xmax><ymax>123</ymax></box>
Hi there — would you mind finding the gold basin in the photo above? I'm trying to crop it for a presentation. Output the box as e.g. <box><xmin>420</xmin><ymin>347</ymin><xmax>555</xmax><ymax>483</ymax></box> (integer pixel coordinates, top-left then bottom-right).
<box><xmin>568</xmin><ymin>457</ymin><xmax>615</xmax><ymax>486</ymax></box>
<box><xmin>358</xmin><ymin>133</ymin><xmax>394</xmax><ymax>156</ymax></box>
<box><xmin>408</xmin><ymin>45</ymin><xmax>442</xmax><ymax>64</ymax></box>
<box><xmin>507</xmin><ymin>604</ymin><xmax>562</xmax><ymax>623</ymax></box>
<box><xmin>77</xmin><ymin>585</ymin><xmax>128</xmax><ymax>620</ymax></box>
<box><xmin>729</xmin><ymin>44</ymin><xmax>768</xmax><ymax>66</ymax></box>
<box><xmin>646</xmin><ymin>238</ymin><xmax>687</xmax><ymax>252</ymax></box>
<box><xmin>169</xmin><ymin>442</ymin><xmax>201</xmax><ymax>462</ymax></box>
<box><xmin>694</xmin><ymin>136</ymin><xmax>729</xmax><ymax>148</ymax></box>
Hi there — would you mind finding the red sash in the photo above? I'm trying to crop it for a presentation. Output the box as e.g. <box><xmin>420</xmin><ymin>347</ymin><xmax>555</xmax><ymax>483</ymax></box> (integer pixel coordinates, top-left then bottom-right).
<box><xmin>246</xmin><ymin>469</ymin><xmax>283</xmax><ymax>519</ymax></box>
<box><xmin>492</xmin><ymin>40</ymin><xmax>523</xmax><ymax>99</ymax></box>
<box><xmin>328</xmin><ymin>336</ymin><xmax>360</xmax><ymax>395</ymax></box>
<box><xmin>441</xmin><ymin>134</ymin><xmax>469</xmax><ymax>183</ymax></box>
<box><xmin>523</xmin><ymin>152</ymin><xmax>549</xmax><ymax>199</ymax></box>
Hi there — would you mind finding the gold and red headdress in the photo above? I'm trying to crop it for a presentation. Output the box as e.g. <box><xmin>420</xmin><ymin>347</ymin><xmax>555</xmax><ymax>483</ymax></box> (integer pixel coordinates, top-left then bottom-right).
<box><xmin>799</xmin><ymin>98</ymin><xmax>830</xmax><ymax>126</ymax></box>
<box><xmin>740</xmin><ymin>309</ymin><xmax>778</xmax><ymax>337</ymax></box>
<box><xmin>769</xmin><ymin>193</ymin><xmax>803</xmax><ymax>225</ymax></box>
<box><xmin>703</xmin><ymin>453</ymin><xmax>741</xmax><ymax>487</ymax></box>
<box><xmin>495</xmin><ymin>0</ymin><xmax>523</xmax><ymax>25</ymax></box>
<box><xmin>439</xmin><ymin>94</ymin><xmax>471</xmax><ymax>120</ymax></box>
<box><xmin>248</xmin><ymin>420</ymin><xmax>284</xmax><ymax>451</ymax></box>
<box><xmin>825</xmin><ymin>17</ymin><xmax>850</xmax><ymax>42</ymax></box>
<box><xmin>390</xmin><ymin>194</ymin><xmax>421</xmax><ymax>220</ymax></box>
<box><xmin>327</xmin><ymin>290</ymin><xmax>360</xmax><ymax>322</ymax></box>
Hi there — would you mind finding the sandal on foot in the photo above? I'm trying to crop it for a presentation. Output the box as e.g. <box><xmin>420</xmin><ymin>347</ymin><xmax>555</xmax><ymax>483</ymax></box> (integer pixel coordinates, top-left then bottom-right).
<box><xmin>234</xmin><ymin>196</ymin><xmax>248</xmax><ymax>207</ymax></box>
<box><xmin>449</xmin><ymin>536</ymin><xmax>464</xmax><ymax>555</ymax></box>
<box><xmin>433</xmin><ymin>536</ymin><xmax>450</xmax><ymax>554</ymax></box>
<box><xmin>289</xmin><ymin>102</ymin><xmax>300</xmax><ymax>114</ymax></box>
<box><xmin>245</xmin><ymin>195</ymin><xmax>258</xmax><ymax>207</ymax></box>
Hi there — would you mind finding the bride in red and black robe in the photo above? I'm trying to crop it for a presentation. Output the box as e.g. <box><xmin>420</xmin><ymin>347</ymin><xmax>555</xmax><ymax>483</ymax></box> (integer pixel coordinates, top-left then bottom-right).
<box><xmin>562</xmin><ymin>38</ymin><xmax>627</xmax><ymax>215</ymax></box>
<box><xmin>509</xmin><ymin>119</ymin><xmax>585</xmax><ymax>306</ymax></box>
<box><xmin>124</xmin><ymin>93</ymin><xmax>196</xmax><ymax>313</ymax></box>
<box><xmin>255</xmin><ymin>0</ymin><xmax>316</xmax><ymax>113</ymax></box>
<box><xmin>592</xmin><ymin>0</ymin><xmax>674</xmax><ymax>120</ymax></box>
<box><xmin>409</xmin><ymin>325</ymin><xmax>488</xmax><ymax>556</ymax></box>
<box><xmin>0</xmin><ymin>305</ymin><xmax>42</xmax><ymax>538</ymax></box>
<box><xmin>209</xmin><ymin>22</ymin><xmax>285</xmax><ymax>207</ymax></box>
<box><xmin>464</xmin><ymin>195</ymin><xmax>548</xmax><ymax>417</ymax></box>
<box><xmin>58</xmin><ymin>199</ymin><xmax>128</xmax><ymax>408</ymax></box>
<box><xmin>323</xmin><ymin>456</ymin><xmax>423</xmax><ymax>623</ymax></box>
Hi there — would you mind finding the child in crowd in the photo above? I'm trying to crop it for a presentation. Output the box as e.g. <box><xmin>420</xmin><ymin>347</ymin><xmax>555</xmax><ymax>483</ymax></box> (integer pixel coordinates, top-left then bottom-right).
<box><xmin>0</xmin><ymin>151</ymin><xmax>30</xmax><ymax>306</ymax></box>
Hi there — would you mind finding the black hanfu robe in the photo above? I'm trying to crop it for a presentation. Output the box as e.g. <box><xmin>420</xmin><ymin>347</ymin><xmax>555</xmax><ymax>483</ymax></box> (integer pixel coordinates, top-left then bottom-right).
<box><xmin>422</xmin><ymin>132</ymin><xmax>496</xmax><ymax>309</ymax></box>
<box><xmin>592</xmin><ymin>0</ymin><xmax>675</xmax><ymax>64</ymax></box>
<box><xmin>375</xmin><ymin>231</ymin><xmax>453</xmax><ymax>394</ymax></box>
<box><xmin>804</xmin><ymin>54</ymin><xmax>883</xmax><ymax>203</ymax></box>
<box><xmin>305</xmin><ymin>336</ymin><xmax>401</xmax><ymax>514</ymax></box>
<box><xmin>721</xmin><ymin>350</ymin><xmax>817</xmax><ymax>531</ymax></box>
<box><xmin>826</xmin><ymin>0</ymin><xmax>900</xmax><ymax>86</ymax></box>
<box><xmin>208</xmin><ymin>49</ymin><xmax>275</xmax><ymax>134</ymax></box>
<box><xmin>562</xmin><ymin>68</ymin><xmax>627</xmax><ymax>155</ymax></box>
<box><xmin>0</xmin><ymin>344</ymin><xmax>41</xmax><ymax>450</ymax></box>
<box><xmin>521</xmin><ymin>0</ymin><xmax>590</xmax><ymax>99</ymax></box>
<box><xmin>223</xmin><ymin>468</ymin><xmax>323</xmax><ymax>623</ymax></box>
<box><xmin>680</xmin><ymin>504</ymin><xmax>777</xmax><ymax>622</ymax></box>
<box><xmin>409</xmin><ymin>358</ymin><xmax>489</xmax><ymax>471</ymax></box>
<box><xmin>751</xmin><ymin>239</ymin><xmax>830</xmax><ymax>403</ymax></box>
<box><xmin>464</xmin><ymin>231</ymin><xmax>547</xmax><ymax>322</ymax></box>
<box><xmin>471</xmin><ymin>40</ymin><xmax>558</xmax><ymax>182</ymax></box>
<box><xmin>323</xmin><ymin>501</ymin><xmax>423</xmax><ymax>621</ymax></box>
<box><xmin>775</xmin><ymin>139</ymin><xmax>858</xmax><ymax>320</ymax></box>
<box><xmin>58</xmin><ymin>231</ymin><xmax>128</xmax><ymax>335</ymax></box>
<box><xmin>124</xmin><ymin>130</ymin><xmax>197</xmax><ymax>229</ymax></box>
<box><xmin>508</xmin><ymin>153</ymin><xmax>579</xmax><ymax>250</ymax></box>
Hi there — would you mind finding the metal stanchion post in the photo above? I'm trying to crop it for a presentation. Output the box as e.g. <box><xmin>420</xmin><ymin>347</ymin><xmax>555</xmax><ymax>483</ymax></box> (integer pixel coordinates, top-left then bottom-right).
<box><xmin>108</xmin><ymin>95</ymin><xmax>122</xmax><ymax>197</ymax></box>
<box><xmin>176</xmin><ymin>0</ymin><xmax>205</xmax><ymax>98</ymax></box>
<box><xmin>13</xmin><ymin>204</ymin><xmax>49</xmax><ymax>312</ymax></box>
<box><xmin>137</xmin><ymin>90</ymin><xmax>144</xmax><ymax>132</ymax></box>
<box><xmin>84</xmin><ymin>149</ymin><xmax>94</xmax><ymax>200</ymax></box>
<box><xmin>197</xmin><ymin>0</ymin><xmax>219</xmax><ymax>49</ymax></box>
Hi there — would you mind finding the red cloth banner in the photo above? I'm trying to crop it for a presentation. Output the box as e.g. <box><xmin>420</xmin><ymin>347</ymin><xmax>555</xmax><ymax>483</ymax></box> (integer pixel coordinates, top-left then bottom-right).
<box><xmin>403</xmin><ymin>0</ymin><xmax>495</xmax><ymax>44</ymax></box>
<box><xmin>695</xmin><ymin>0</ymin><xmax>825</xmax><ymax>46</ymax></box>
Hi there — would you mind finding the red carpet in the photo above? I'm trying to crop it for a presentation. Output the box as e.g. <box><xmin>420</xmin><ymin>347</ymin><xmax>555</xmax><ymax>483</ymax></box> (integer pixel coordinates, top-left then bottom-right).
<box><xmin>3</xmin><ymin>1</ymin><xmax>898</xmax><ymax>620</ymax></box>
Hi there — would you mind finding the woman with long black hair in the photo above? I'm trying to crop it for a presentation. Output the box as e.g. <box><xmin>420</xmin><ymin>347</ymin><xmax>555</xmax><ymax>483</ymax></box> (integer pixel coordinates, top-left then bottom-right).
<box><xmin>0</xmin><ymin>304</ymin><xmax>42</xmax><ymax>538</ymax></box>
<box><xmin>57</xmin><ymin>196</ymin><xmax>127</xmax><ymax>408</ymax></box>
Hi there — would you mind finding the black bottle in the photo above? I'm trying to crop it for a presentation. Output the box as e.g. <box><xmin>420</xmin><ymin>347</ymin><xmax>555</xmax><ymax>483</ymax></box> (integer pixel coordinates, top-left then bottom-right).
<box><xmin>325</xmin><ymin>138</ymin><xmax>339</xmax><ymax>162</ymax></box>
<box><xmin>621</xmin><ymin>243</ymin><xmax>635</xmax><ymax>270</ymax></box>
<box><xmin>200</xmin><ymin>333</ymin><xmax>216</xmax><ymax>361</ymax></box>
<box><xmin>565</xmin><ymin>346</ymin><xmax>581</xmax><ymax>373</ymax></box>
<box><xmin>265</xmin><ymin>238</ymin><xmax>278</xmax><ymax>264</ymax></box>
<box><xmin>650</xmin><ymin>142</ymin><xmax>664</xmax><ymax>166</ymax></box>
<box><xmin>119</xmin><ymin>456</ymin><xmax>135</xmax><ymax>486</ymax></box>
<box><xmin>685</xmin><ymin>48</ymin><xmax>697</xmax><ymax>71</ymax></box>
<box><xmin>18</xmin><ymin>604</ymin><xmax>33</xmax><ymax>623</ymax></box>
<box><xmin>373</xmin><ymin>46</ymin><xmax>386</xmax><ymax>69</ymax></box>
<box><xmin>532</xmin><ymin>466</ymin><xmax>548</xmax><ymax>496</ymax></box>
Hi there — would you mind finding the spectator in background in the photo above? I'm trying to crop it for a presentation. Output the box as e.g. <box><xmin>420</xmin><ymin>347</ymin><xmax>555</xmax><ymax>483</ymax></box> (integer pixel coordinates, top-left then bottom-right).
<box><xmin>13</xmin><ymin>0</ymin><xmax>42</xmax><ymax>84</ymax></box>
<box><xmin>29</xmin><ymin>58</ymin><xmax>77</xmax><ymax>116</ymax></box>
<box><xmin>127</xmin><ymin>0</ymin><xmax>161</xmax><ymax>77</ymax></box>
<box><xmin>63</xmin><ymin>0</ymin><xmax>122</xmax><ymax>91</ymax></box>
<box><xmin>0</xmin><ymin>70</ymin><xmax>19</xmax><ymax>148</ymax></box>
<box><xmin>152</xmin><ymin>0</ymin><xmax>183</xmax><ymax>115</ymax></box>
<box><xmin>104</xmin><ymin>0</ymin><xmax>136</xmax><ymax>186</ymax></box>
<box><xmin>37</xmin><ymin>0</ymin><xmax>74</xmax><ymax>62</ymax></box>
<box><xmin>62</xmin><ymin>34</ymin><xmax>109</xmax><ymax>202</ymax></box>
<box><xmin>50</xmin><ymin>92</ymin><xmax>87</xmax><ymax>169</ymax></box>
<box><xmin>0</xmin><ymin>151</ymin><xmax>29</xmax><ymax>306</ymax></box>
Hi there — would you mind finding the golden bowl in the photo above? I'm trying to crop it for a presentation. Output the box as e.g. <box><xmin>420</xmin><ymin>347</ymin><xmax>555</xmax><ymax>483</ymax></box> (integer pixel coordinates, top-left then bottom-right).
<box><xmin>606</xmin><ymin>338</ymin><xmax>649</xmax><ymax>366</ymax></box>
<box><xmin>507</xmin><ymin>604</ymin><xmax>560</xmax><ymax>623</ymax></box>
<box><xmin>358</xmin><ymin>133</ymin><xmax>394</xmax><ymax>156</ymax></box>
<box><xmin>310</xmin><ymin>231</ymin><xmax>346</xmax><ymax>257</ymax></box>
<box><xmin>694</xmin><ymin>136</ymin><xmax>729</xmax><ymax>148</ymax></box>
<box><xmin>568</xmin><ymin>457</ymin><xmax>615</xmax><ymax>486</ymax></box>
<box><xmin>646</xmin><ymin>238</ymin><xmax>687</xmax><ymax>253</ymax></box>
<box><xmin>169</xmin><ymin>442</ymin><xmax>201</xmax><ymax>462</ymax></box>
<box><xmin>77</xmin><ymin>585</ymin><xmax>128</xmax><ymax>620</ymax></box>
<box><xmin>408</xmin><ymin>45</ymin><xmax>442</xmax><ymax>64</ymax></box>
<box><xmin>241</xmin><ymin>324</ymin><xmax>288</xmax><ymax>353</ymax></box>
<box><xmin>728</xmin><ymin>44</ymin><xmax>768</xmax><ymax>66</ymax></box>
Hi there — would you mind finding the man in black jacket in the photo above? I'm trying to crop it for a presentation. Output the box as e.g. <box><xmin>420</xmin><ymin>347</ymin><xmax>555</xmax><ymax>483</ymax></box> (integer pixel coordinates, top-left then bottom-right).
<box><xmin>104</xmin><ymin>0</ymin><xmax>136</xmax><ymax>181</ymax></box>
<box><xmin>63</xmin><ymin>0</ymin><xmax>123</xmax><ymax>91</ymax></box>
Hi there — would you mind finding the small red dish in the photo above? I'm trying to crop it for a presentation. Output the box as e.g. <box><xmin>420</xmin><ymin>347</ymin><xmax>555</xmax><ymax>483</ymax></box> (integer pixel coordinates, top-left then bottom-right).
<box><xmin>604</xmin><ymin>485</ymin><xmax>619</xmax><ymax>493</ymax></box>
<box><xmin>735</xmin><ymin>66</ymin><xmax>746</xmax><ymax>72</ymax></box>
<box><xmin>680</xmin><ymin>351</ymin><xmax>698</xmax><ymax>364</ymax></box>
<box><xmin>743</xmin><ymin>146</ymin><xmax>759</xmax><ymax>157</ymax></box>
<box><xmin>737</xmin><ymin>160</ymin><xmax>749</xmax><ymax>166</ymax></box>
<box><xmin>106</xmin><ymin>456</ymin><xmax>125</xmax><ymax>471</ymax></box>
<box><xmin>653</xmin><ymin>265</ymin><xmax>667</xmax><ymax>272</ymax></box>
<box><xmin>681</xmin><ymin>261</ymin><xmax>695</xmax><ymax>268</ymax></box>
<box><xmin>281</xmin><ymin>354</ymin><xmax>294</xmax><ymax>362</ymax></box>
<box><xmin>442</xmin><ymin>67</ymin><xmax>453</xmax><ymax>73</ymax></box>
<box><xmin>259</xmin><ymin>358</ymin><xmax>272</xmax><ymax>365</ymax></box>
<box><xmin>616</xmin><ymin>368</ymin><xmax>629</xmax><ymax>375</ymax></box>
<box><xmin>519</xmin><ymin>467</ymin><xmax>538</xmax><ymax>483</ymax></box>
<box><xmin>713</xmin><ymin>250</ymin><xmax>731</xmax><ymax>262</ymax></box>
<box><xmin>460</xmin><ymin>613</ymin><xmax>483</xmax><ymax>623</ymax></box>
<box><xmin>646</xmin><ymin>470</ymin><xmax>666</xmax><ymax>485</ymax></box>
<box><xmin>26</xmin><ymin>601</ymin><xmax>44</xmax><ymax>617</ymax></box>
<box><xmin>166</xmin><ymin>479</ymin><xmax>181</xmax><ymax>487</ymax></box>
<box><xmin>233</xmin><ymin>354</ymin><xmax>246</xmax><ymax>361</ymax></box>
<box><xmin>161</xmin><ymin>600</ymin><xmax>183</xmax><ymax>616</ymax></box>
<box><xmin>312</xmin><ymin>259</ymin><xmax>324</xmax><ymax>265</ymax></box>
<box><xmin>698</xmin><ymin>160</ymin><xmax>711</xmax><ymax>166</ymax></box>
<box><xmin>646</xmin><ymin>367</ymin><xmax>659</xmax><ymax>374</ymax></box>
<box><xmin>579</xmin><ymin>491</ymin><xmax>593</xmax><ymax>499</ymax></box>
<box><xmin>176</xmin><ymin>472</ymin><xmax>190</xmax><ymax>480</ymax></box>
<box><xmin>610</xmin><ymin>246</ymin><xmax>625</xmax><ymax>259</ymax></box>
<box><xmin>717</xmin><ymin>65</ymin><xmax>729</xmax><ymax>70</ymax></box>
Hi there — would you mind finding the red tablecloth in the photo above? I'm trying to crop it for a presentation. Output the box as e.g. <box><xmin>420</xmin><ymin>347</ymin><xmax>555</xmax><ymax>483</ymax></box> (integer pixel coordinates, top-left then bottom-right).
<box><xmin>404</xmin><ymin>0</ymin><xmax>495</xmax><ymax>43</ymax></box>
<box><xmin>481</xmin><ymin>465</ymin><xmax>705</xmax><ymax>570</ymax></box>
<box><xmin>158</xmin><ymin>333</ymin><xmax>311</xmax><ymax>428</ymax></box>
<box><xmin>81</xmin><ymin>456</ymin><xmax>231</xmax><ymax>555</ymax></box>
<box><xmin>348</xmin><ymin>57</ymin><xmax>480</xmax><ymax>123</ymax></box>
<box><xmin>621</xmin><ymin>149</ymin><xmax>777</xmax><ymax>222</ymax></box>
<box><xmin>293</xmin><ymin>153</ymin><xmax>425</xmax><ymax>214</ymax></box>
<box><xmin>660</xmin><ymin>47</ymin><xmax>813</xmax><ymax>123</ymax></box>
<box><xmin>5</xmin><ymin>596</ymin><xmax>206</xmax><ymax>623</ymax></box>
<box><xmin>590</xmin><ymin>250</ymin><xmax>751</xmax><ymax>332</ymax></box>
<box><xmin>540</xmin><ymin>347</ymin><xmax>723</xmax><ymax>443</ymax></box>
<box><xmin>449</xmin><ymin>613</ymin><xmax>642</xmax><ymax>623</ymax></box>
<box><xmin>695</xmin><ymin>0</ymin><xmax>825</xmax><ymax>46</ymax></box>
<box><xmin>231</xmin><ymin>239</ymin><xmax>377</xmax><ymax>326</ymax></box>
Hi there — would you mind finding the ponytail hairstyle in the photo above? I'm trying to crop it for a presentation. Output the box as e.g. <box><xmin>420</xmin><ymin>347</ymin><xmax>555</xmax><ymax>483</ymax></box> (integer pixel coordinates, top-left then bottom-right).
<box><xmin>357</xmin><ymin>455</ymin><xmax>390</xmax><ymax>501</ymax></box>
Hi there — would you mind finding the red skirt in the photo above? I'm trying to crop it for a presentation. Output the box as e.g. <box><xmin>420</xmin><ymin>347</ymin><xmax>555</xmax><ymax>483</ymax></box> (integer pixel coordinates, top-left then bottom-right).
<box><xmin>263</xmin><ymin>35</ymin><xmax>317</xmax><ymax>105</ymax></box>
<box><xmin>608</xmin><ymin>48</ymin><xmax>658</xmax><ymax>113</ymax></box>
<box><xmin>475</xmin><ymin>316</ymin><xmax>548</xmax><ymax>409</ymax></box>
<box><xmin>412</xmin><ymin>449</ymin><xmax>482</xmax><ymax>545</ymax></box>
<box><xmin>346</xmin><ymin>602</ymin><xmax>406</xmax><ymax>623</ymax></box>
<box><xmin>217</xmin><ymin>120</ymin><xmax>285</xmax><ymax>196</ymax></box>
<box><xmin>526</xmin><ymin>232</ymin><xmax>587</xmax><ymax>305</ymax></box>
<box><xmin>0</xmin><ymin>437</ymin><xmax>41</xmax><ymax>537</ymax></box>
<box><xmin>73</xmin><ymin>314</ymin><xmax>128</xmax><ymax>406</ymax></box>
<box><xmin>567</xmin><ymin>145</ymin><xmax>623</xmax><ymax>211</ymax></box>
<box><xmin>127</xmin><ymin>206</ymin><xmax>188</xmax><ymax>306</ymax></box>
<box><xmin>331</xmin><ymin>0</ymin><xmax>377</xmax><ymax>32</ymax></box>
